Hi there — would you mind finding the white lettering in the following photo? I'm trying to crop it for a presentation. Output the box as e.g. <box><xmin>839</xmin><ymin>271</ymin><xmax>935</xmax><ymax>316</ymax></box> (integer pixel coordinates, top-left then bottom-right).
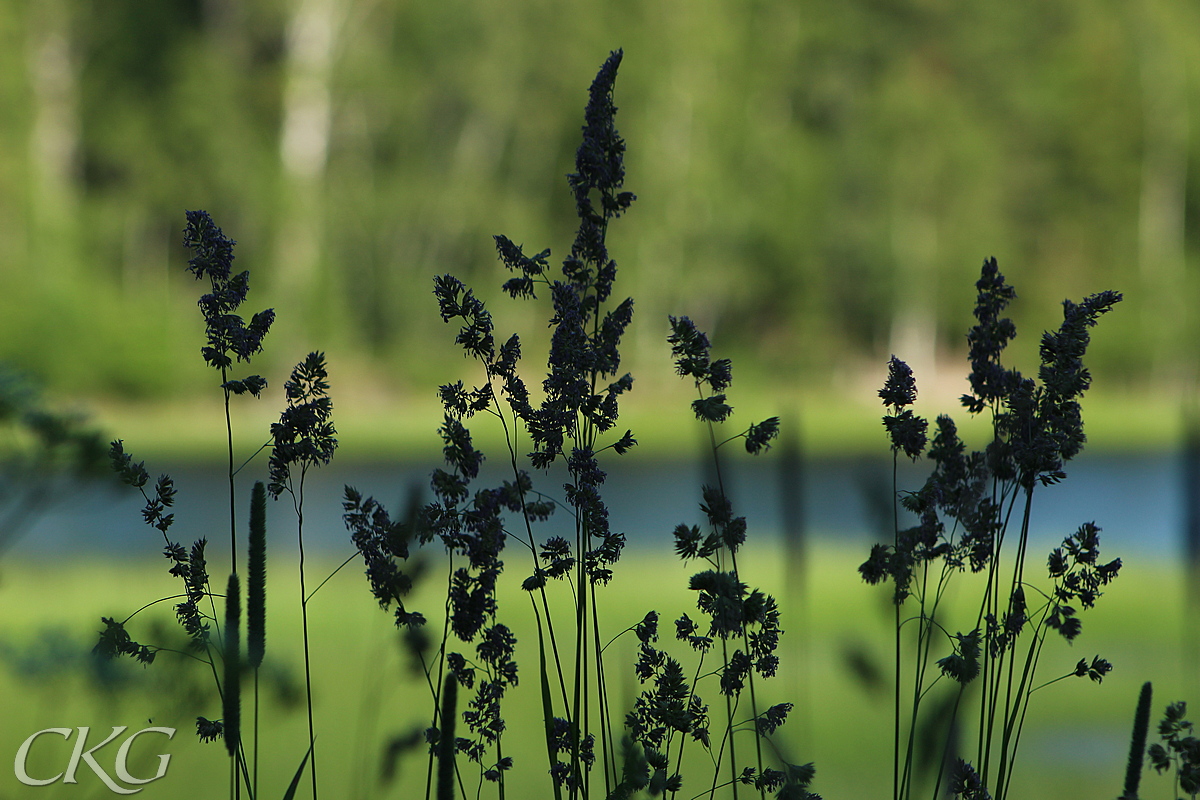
<box><xmin>114</xmin><ymin>727</ymin><xmax>175</xmax><ymax>785</ymax></box>
<box><xmin>14</xmin><ymin>728</ymin><xmax>72</xmax><ymax>786</ymax></box>
<box><xmin>13</xmin><ymin>725</ymin><xmax>175</xmax><ymax>794</ymax></box>
<box><xmin>63</xmin><ymin>727</ymin><xmax>136</xmax><ymax>795</ymax></box>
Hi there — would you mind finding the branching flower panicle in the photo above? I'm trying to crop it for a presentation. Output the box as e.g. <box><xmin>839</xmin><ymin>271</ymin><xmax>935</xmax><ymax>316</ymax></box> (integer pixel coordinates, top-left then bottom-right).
<box><xmin>95</xmin><ymin>211</ymin><xmax>283</xmax><ymax>775</ymax></box>
<box><xmin>861</xmin><ymin>258</ymin><xmax>1121</xmax><ymax>800</ymax></box>
<box><xmin>101</xmin><ymin>440</ymin><xmax>213</xmax><ymax>653</ymax></box>
<box><xmin>268</xmin><ymin>352</ymin><xmax>337</xmax><ymax>498</ymax></box>
<box><xmin>344</xmin><ymin>487</ymin><xmax>426</xmax><ymax>630</ymax></box>
<box><xmin>183</xmin><ymin>209</ymin><xmax>273</xmax><ymax>391</ymax></box>
<box><xmin>961</xmin><ymin>257</ymin><xmax>1020</xmax><ymax>415</ymax></box>
<box><xmin>881</xmin><ymin>355</ymin><xmax>927</xmax><ymax>461</ymax></box>
<box><xmin>1149</xmin><ymin>701</ymin><xmax>1200</xmax><ymax>797</ymax></box>
<box><xmin>409</xmin><ymin>50</ymin><xmax>655</xmax><ymax>798</ymax></box>
<box><xmin>626</xmin><ymin>315</ymin><xmax>802</xmax><ymax>798</ymax></box>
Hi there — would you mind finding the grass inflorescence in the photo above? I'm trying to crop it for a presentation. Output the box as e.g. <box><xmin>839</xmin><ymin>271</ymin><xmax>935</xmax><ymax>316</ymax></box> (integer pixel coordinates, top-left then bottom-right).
<box><xmin>96</xmin><ymin>210</ymin><xmax>334</xmax><ymax>799</ymax></box>
<box><xmin>348</xmin><ymin>49</ymin><xmax>812</xmax><ymax>800</ymax></box>
<box><xmin>83</xmin><ymin>47</ymin><xmax>1170</xmax><ymax>800</ymax></box>
<box><xmin>860</xmin><ymin>258</ymin><xmax>1124</xmax><ymax>800</ymax></box>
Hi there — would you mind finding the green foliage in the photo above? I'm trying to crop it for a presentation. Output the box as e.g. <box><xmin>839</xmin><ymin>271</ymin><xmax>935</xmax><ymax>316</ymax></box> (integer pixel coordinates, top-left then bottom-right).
<box><xmin>3</xmin><ymin>0</ymin><xmax>1194</xmax><ymax>401</ymax></box>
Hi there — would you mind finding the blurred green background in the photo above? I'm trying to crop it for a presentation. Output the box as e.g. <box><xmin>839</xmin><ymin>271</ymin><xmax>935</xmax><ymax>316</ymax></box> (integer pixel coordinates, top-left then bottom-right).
<box><xmin>2</xmin><ymin>0</ymin><xmax>1198</xmax><ymax>454</ymax></box>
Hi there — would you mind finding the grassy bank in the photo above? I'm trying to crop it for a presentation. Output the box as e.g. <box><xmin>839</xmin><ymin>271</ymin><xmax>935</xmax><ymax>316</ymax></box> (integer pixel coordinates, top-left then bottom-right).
<box><xmin>0</xmin><ymin>542</ymin><xmax>1191</xmax><ymax>799</ymax></box>
<box><xmin>87</xmin><ymin>385</ymin><xmax>1186</xmax><ymax>465</ymax></box>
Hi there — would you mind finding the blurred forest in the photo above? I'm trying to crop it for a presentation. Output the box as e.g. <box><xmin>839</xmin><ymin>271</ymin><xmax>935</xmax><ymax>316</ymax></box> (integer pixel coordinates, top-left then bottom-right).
<box><xmin>2</xmin><ymin>0</ymin><xmax>1198</xmax><ymax>420</ymax></box>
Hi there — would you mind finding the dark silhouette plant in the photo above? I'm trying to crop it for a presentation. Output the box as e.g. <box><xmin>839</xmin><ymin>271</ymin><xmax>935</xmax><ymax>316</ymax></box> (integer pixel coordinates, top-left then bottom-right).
<box><xmin>860</xmin><ymin>257</ymin><xmax>1122</xmax><ymax>800</ymax></box>
<box><xmin>75</xmin><ymin>43</ymin><xmax>1154</xmax><ymax>800</ymax></box>
<box><xmin>1149</xmin><ymin>700</ymin><xmax>1200</xmax><ymax>799</ymax></box>
<box><xmin>0</xmin><ymin>366</ymin><xmax>111</xmax><ymax>555</ymax></box>
<box><xmin>345</xmin><ymin>50</ymin><xmax>816</xmax><ymax>800</ymax></box>
<box><xmin>96</xmin><ymin>211</ymin><xmax>331</xmax><ymax>800</ymax></box>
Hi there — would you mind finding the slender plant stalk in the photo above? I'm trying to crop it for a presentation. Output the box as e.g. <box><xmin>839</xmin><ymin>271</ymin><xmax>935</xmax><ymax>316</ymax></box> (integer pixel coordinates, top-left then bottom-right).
<box><xmin>223</xmin><ymin>368</ymin><xmax>238</xmax><ymax>573</ymax></box>
<box><xmin>533</xmin><ymin>599</ymin><xmax>566</xmax><ymax>800</ymax></box>
<box><xmin>723</xmin><ymin>637</ymin><xmax>740</xmax><ymax>800</ymax></box>
<box><xmin>892</xmin><ymin>453</ymin><xmax>901</xmax><ymax>800</ymax></box>
<box><xmin>589</xmin><ymin>579</ymin><xmax>614</xmax><ymax>796</ymax></box>
<box><xmin>437</xmin><ymin>674</ymin><xmax>458</xmax><ymax>800</ymax></box>
<box><xmin>705</xmin><ymin>416</ymin><xmax>766</xmax><ymax>799</ymax></box>
<box><xmin>424</xmin><ymin>557</ymin><xmax>454</xmax><ymax>800</ymax></box>
<box><xmin>294</xmin><ymin>471</ymin><xmax>318</xmax><ymax>800</ymax></box>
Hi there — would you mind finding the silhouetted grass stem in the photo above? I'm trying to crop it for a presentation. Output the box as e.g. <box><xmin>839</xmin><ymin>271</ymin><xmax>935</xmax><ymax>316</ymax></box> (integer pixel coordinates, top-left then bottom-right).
<box><xmin>223</xmin><ymin>573</ymin><xmax>241</xmax><ymax>761</ymax></box>
<box><xmin>1122</xmin><ymin>682</ymin><xmax>1153</xmax><ymax>799</ymax></box>
<box><xmin>437</xmin><ymin>674</ymin><xmax>458</xmax><ymax>800</ymax></box>
<box><xmin>247</xmin><ymin>482</ymin><xmax>266</xmax><ymax>669</ymax></box>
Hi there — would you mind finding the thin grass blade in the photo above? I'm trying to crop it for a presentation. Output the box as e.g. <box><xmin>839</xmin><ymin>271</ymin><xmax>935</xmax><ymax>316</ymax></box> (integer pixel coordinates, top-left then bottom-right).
<box><xmin>280</xmin><ymin>742</ymin><xmax>314</xmax><ymax>800</ymax></box>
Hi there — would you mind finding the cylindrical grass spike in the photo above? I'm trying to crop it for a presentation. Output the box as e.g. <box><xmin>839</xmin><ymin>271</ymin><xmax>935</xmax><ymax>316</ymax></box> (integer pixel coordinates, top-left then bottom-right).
<box><xmin>248</xmin><ymin>481</ymin><xmax>267</xmax><ymax>669</ymax></box>
<box><xmin>1121</xmin><ymin>681</ymin><xmax>1152</xmax><ymax>799</ymax></box>
<box><xmin>223</xmin><ymin>573</ymin><xmax>241</xmax><ymax>758</ymax></box>
<box><xmin>436</xmin><ymin>674</ymin><xmax>458</xmax><ymax>800</ymax></box>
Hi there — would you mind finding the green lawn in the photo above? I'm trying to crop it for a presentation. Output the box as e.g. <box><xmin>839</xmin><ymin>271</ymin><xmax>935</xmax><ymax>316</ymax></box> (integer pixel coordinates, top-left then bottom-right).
<box><xmin>88</xmin><ymin>384</ymin><xmax>1187</xmax><ymax>464</ymax></box>
<box><xmin>0</xmin><ymin>542</ymin><xmax>1193</xmax><ymax>799</ymax></box>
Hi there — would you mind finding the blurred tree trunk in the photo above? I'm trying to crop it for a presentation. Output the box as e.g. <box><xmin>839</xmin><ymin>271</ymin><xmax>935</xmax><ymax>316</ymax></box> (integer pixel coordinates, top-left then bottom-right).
<box><xmin>889</xmin><ymin>207</ymin><xmax>938</xmax><ymax>390</ymax></box>
<box><xmin>276</xmin><ymin>0</ymin><xmax>345</xmax><ymax>342</ymax></box>
<box><xmin>26</xmin><ymin>0</ymin><xmax>80</xmax><ymax>283</ymax></box>
<box><xmin>1136</xmin><ymin>0</ymin><xmax>1189</xmax><ymax>382</ymax></box>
